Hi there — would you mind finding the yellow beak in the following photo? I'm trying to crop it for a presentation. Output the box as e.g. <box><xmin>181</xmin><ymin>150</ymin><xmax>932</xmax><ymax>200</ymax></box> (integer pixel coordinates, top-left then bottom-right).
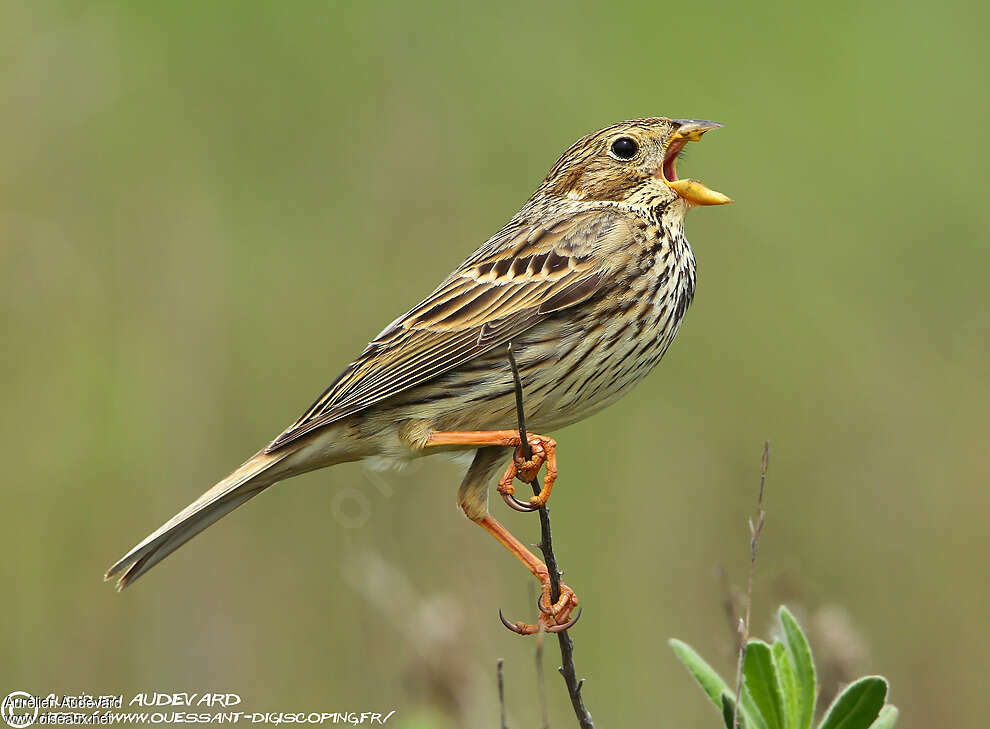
<box><xmin>662</xmin><ymin>119</ymin><xmax>732</xmax><ymax>206</ymax></box>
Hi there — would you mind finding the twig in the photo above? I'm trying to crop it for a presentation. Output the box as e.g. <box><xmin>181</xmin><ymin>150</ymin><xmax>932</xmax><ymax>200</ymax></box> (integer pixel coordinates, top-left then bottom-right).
<box><xmin>732</xmin><ymin>441</ymin><xmax>770</xmax><ymax>729</ymax></box>
<box><xmin>716</xmin><ymin>565</ymin><xmax>741</xmax><ymax>653</ymax></box>
<box><xmin>497</xmin><ymin>658</ymin><xmax>508</xmax><ymax>729</ymax></box>
<box><xmin>535</xmin><ymin>634</ymin><xmax>550</xmax><ymax>729</ymax></box>
<box><xmin>506</xmin><ymin>343</ymin><xmax>594</xmax><ymax>729</ymax></box>
<box><xmin>508</xmin><ymin>343</ymin><xmax>531</xmax><ymax>460</ymax></box>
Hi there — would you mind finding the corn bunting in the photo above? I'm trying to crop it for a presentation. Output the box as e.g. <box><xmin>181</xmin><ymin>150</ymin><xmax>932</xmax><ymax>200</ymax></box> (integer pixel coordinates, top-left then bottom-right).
<box><xmin>106</xmin><ymin>117</ymin><xmax>730</xmax><ymax>633</ymax></box>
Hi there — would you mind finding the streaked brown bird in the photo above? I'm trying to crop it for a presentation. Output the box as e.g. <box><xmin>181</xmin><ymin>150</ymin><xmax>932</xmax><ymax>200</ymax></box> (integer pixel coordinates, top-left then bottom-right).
<box><xmin>106</xmin><ymin>117</ymin><xmax>730</xmax><ymax>633</ymax></box>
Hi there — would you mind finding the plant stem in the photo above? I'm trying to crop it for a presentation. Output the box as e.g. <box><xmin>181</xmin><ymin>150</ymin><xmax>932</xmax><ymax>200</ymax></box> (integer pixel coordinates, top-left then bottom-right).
<box><xmin>507</xmin><ymin>344</ymin><xmax>594</xmax><ymax>729</ymax></box>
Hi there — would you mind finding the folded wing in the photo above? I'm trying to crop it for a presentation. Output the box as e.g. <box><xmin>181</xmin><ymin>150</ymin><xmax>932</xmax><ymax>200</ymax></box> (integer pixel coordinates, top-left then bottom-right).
<box><xmin>266</xmin><ymin>208</ymin><xmax>636</xmax><ymax>451</ymax></box>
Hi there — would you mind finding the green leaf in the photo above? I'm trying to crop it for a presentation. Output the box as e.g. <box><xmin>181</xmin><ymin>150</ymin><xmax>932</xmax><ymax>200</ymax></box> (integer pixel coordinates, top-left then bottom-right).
<box><xmin>778</xmin><ymin>606</ymin><xmax>817</xmax><ymax>729</ymax></box>
<box><xmin>740</xmin><ymin>681</ymin><xmax>772</xmax><ymax>729</ymax></box>
<box><xmin>669</xmin><ymin>639</ymin><xmax>732</xmax><ymax>709</ymax></box>
<box><xmin>744</xmin><ymin>640</ymin><xmax>787</xmax><ymax>729</ymax></box>
<box><xmin>772</xmin><ymin>640</ymin><xmax>799</xmax><ymax>729</ymax></box>
<box><xmin>722</xmin><ymin>690</ymin><xmax>775</xmax><ymax>729</ymax></box>
<box><xmin>722</xmin><ymin>692</ymin><xmax>744</xmax><ymax>729</ymax></box>
<box><xmin>817</xmin><ymin>677</ymin><xmax>888</xmax><ymax>729</ymax></box>
<box><xmin>868</xmin><ymin>705</ymin><xmax>899</xmax><ymax>729</ymax></box>
<box><xmin>670</xmin><ymin>639</ymin><xmax>764</xmax><ymax>729</ymax></box>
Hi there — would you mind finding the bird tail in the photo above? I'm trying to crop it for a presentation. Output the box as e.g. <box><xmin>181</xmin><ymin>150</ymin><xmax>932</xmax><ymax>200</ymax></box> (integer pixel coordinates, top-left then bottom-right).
<box><xmin>104</xmin><ymin>446</ymin><xmax>296</xmax><ymax>591</ymax></box>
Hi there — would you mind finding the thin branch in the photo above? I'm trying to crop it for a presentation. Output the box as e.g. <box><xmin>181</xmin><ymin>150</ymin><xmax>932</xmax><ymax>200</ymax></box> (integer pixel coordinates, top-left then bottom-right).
<box><xmin>555</xmin><ymin>629</ymin><xmax>591</xmax><ymax>729</ymax></box>
<box><xmin>508</xmin><ymin>343</ymin><xmax>531</xmax><ymax>461</ymax></box>
<box><xmin>732</xmin><ymin>441</ymin><xmax>770</xmax><ymax>729</ymax></box>
<box><xmin>497</xmin><ymin>658</ymin><xmax>508</xmax><ymax>729</ymax></box>
<box><xmin>535</xmin><ymin>634</ymin><xmax>550</xmax><ymax>729</ymax></box>
<box><xmin>506</xmin><ymin>343</ymin><xmax>594</xmax><ymax>729</ymax></box>
<box><xmin>717</xmin><ymin>565</ymin><xmax>742</xmax><ymax>654</ymax></box>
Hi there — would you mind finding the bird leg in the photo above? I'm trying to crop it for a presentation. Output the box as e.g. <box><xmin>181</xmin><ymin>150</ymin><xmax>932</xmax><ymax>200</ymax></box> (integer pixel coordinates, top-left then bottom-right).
<box><xmin>475</xmin><ymin>513</ymin><xmax>580</xmax><ymax>635</ymax></box>
<box><xmin>424</xmin><ymin>431</ymin><xmax>578</xmax><ymax>635</ymax></box>
<box><xmin>425</xmin><ymin>430</ymin><xmax>557</xmax><ymax>512</ymax></box>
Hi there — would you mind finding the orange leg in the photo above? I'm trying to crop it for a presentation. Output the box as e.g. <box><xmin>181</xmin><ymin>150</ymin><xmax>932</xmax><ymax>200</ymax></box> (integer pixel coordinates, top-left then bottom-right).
<box><xmin>474</xmin><ymin>513</ymin><xmax>579</xmax><ymax>635</ymax></box>
<box><xmin>425</xmin><ymin>430</ymin><xmax>578</xmax><ymax>635</ymax></box>
<box><xmin>425</xmin><ymin>430</ymin><xmax>558</xmax><ymax>511</ymax></box>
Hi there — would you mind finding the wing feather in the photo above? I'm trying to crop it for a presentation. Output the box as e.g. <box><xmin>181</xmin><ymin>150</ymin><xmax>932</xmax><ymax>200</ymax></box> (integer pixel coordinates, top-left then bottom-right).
<box><xmin>265</xmin><ymin>208</ymin><xmax>636</xmax><ymax>451</ymax></box>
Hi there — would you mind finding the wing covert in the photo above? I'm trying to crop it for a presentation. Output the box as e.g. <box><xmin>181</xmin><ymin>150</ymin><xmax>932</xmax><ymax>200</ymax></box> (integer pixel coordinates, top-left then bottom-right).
<box><xmin>266</xmin><ymin>208</ymin><xmax>636</xmax><ymax>451</ymax></box>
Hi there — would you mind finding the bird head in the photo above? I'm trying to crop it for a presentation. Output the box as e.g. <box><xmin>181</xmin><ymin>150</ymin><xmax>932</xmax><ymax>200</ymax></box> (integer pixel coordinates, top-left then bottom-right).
<box><xmin>540</xmin><ymin>117</ymin><xmax>731</xmax><ymax>211</ymax></box>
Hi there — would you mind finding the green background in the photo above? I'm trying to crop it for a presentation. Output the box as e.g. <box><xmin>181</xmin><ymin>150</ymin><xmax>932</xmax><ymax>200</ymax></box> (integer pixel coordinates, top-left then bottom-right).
<box><xmin>3</xmin><ymin>1</ymin><xmax>988</xmax><ymax>727</ymax></box>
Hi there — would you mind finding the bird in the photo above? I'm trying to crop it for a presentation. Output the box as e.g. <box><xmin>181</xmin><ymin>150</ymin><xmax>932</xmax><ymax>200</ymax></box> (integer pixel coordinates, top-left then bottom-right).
<box><xmin>105</xmin><ymin>117</ymin><xmax>730</xmax><ymax>634</ymax></box>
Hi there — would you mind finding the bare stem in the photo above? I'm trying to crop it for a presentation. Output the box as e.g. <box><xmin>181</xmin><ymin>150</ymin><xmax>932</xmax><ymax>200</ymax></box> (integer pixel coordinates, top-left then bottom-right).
<box><xmin>732</xmin><ymin>441</ymin><xmax>770</xmax><ymax>729</ymax></box>
<box><xmin>506</xmin><ymin>343</ymin><xmax>594</xmax><ymax>729</ymax></box>
<box><xmin>497</xmin><ymin>658</ymin><xmax>508</xmax><ymax>729</ymax></box>
<box><xmin>507</xmin><ymin>343</ymin><xmax>532</xmax><ymax>462</ymax></box>
<box><xmin>536</xmin><ymin>634</ymin><xmax>550</xmax><ymax>729</ymax></box>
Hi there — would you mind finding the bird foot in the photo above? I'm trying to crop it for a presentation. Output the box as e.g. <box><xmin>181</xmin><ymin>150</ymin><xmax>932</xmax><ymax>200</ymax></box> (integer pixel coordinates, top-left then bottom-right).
<box><xmin>496</xmin><ymin>433</ymin><xmax>557</xmax><ymax>512</ymax></box>
<box><xmin>499</xmin><ymin>578</ymin><xmax>580</xmax><ymax>635</ymax></box>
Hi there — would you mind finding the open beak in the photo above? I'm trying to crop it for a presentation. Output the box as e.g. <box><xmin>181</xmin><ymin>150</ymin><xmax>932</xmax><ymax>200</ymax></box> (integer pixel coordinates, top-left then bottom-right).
<box><xmin>659</xmin><ymin>119</ymin><xmax>732</xmax><ymax>206</ymax></box>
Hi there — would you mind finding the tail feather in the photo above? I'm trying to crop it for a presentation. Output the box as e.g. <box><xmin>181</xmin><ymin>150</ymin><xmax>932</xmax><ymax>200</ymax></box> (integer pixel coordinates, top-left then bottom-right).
<box><xmin>105</xmin><ymin>447</ymin><xmax>293</xmax><ymax>590</ymax></box>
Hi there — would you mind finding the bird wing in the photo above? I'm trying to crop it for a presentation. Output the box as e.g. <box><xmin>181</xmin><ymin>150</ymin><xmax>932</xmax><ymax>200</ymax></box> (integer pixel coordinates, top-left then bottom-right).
<box><xmin>265</xmin><ymin>208</ymin><xmax>637</xmax><ymax>451</ymax></box>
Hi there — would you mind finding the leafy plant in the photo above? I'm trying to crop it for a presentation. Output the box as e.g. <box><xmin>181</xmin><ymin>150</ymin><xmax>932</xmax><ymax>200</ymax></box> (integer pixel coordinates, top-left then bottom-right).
<box><xmin>670</xmin><ymin>606</ymin><xmax>898</xmax><ymax>729</ymax></box>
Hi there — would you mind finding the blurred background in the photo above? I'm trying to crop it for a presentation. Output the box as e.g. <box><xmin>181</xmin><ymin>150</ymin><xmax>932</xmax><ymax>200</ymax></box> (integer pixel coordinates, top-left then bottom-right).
<box><xmin>2</xmin><ymin>1</ymin><xmax>988</xmax><ymax>727</ymax></box>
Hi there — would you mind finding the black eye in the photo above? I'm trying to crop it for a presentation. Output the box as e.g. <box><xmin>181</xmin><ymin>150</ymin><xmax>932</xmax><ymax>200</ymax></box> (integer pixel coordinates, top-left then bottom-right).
<box><xmin>610</xmin><ymin>136</ymin><xmax>638</xmax><ymax>160</ymax></box>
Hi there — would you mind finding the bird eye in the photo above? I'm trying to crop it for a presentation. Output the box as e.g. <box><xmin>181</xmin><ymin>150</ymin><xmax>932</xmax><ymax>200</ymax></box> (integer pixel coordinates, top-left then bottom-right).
<box><xmin>609</xmin><ymin>136</ymin><xmax>639</xmax><ymax>160</ymax></box>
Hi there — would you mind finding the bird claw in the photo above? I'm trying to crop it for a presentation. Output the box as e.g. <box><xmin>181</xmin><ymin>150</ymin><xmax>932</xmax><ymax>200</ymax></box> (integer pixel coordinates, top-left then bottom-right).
<box><xmin>500</xmin><ymin>491</ymin><xmax>540</xmax><ymax>512</ymax></box>
<box><xmin>548</xmin><ymin>606</ymin><xmax>582</xmax><ymax>633</ymax></box>
<box><xmin>498</xmin><ymin>582</ymin><xmax>580</xmax><ymax>636</ymax></box>
<box><xmin>496</xmin><ymin>434</ymin><xmax>557</xmax><ymax>513</ymax></box>
<box><xmin>499</xmin><ymin>606</ymin><xmax>582</xmax><ymax>635</ymax></box>
<box><xmin>499</xmin><ymin>608</ymin><xmax>536</xmax><ymax>635</ymax></box>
